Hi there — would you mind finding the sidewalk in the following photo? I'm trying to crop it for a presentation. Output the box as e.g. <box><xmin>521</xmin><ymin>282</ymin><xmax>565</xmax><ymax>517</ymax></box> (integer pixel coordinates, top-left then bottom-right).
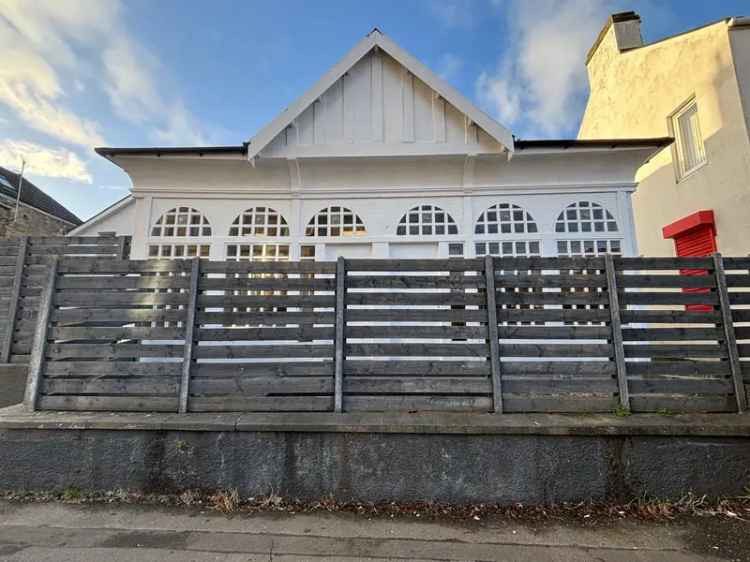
<box><xmin>0</xmin><ymin>500</ymin><xmax>745</xmax><ymax>561</ymax></box>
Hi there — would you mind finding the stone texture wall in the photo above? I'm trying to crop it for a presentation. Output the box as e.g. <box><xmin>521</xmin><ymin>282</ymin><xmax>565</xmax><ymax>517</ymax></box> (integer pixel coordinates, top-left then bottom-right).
<box><xmin>0</xmin><ymin>428</ymin><xmax>748</xmax><ymax>503</ymax></box>
<box><xmin>0</xmin><ymin>203</ymin><xmax>74</xmax><ymax>239</ymax></box>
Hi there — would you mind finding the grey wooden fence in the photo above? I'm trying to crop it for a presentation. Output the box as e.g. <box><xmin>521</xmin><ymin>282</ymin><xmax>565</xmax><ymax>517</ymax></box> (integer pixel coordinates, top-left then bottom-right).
<box><xmin>20</xmin><ymin>254</ymin><xmax>750</xmax><ymax>415</ymax></box>
<box><xmin>0</xmin><ymin>236</ymin><xmax>130</xmax><ymax>366</ymax></box>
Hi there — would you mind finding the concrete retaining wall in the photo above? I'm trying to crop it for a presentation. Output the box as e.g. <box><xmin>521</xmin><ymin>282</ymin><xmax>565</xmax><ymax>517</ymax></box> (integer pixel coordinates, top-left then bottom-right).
<box><xmin>1</xmin><ymin>421</ymin><xmax>748</xmax><ymax>503</ymax></box>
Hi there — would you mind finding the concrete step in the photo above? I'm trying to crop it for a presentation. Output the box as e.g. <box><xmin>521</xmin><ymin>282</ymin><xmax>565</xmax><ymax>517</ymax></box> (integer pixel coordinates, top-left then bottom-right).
<box><xmin>0</xmin><ymin>364</ymin><xmax>27</xmax><ymax>408</ymax></box>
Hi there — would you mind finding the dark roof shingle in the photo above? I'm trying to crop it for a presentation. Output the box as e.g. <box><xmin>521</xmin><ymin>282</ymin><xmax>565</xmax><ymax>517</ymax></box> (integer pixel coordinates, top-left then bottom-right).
<box><xmin>0</xmin><ymin>166</ymin><xmax>82</xmax><ymax>225</ymax></box>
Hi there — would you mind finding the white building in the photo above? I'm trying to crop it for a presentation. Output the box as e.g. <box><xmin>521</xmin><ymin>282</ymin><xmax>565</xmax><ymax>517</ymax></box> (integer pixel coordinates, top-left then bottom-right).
<box><xmin>73</xmin><ymin>29</ymin><xmax>670</xmax><ymax>262</ymax></box>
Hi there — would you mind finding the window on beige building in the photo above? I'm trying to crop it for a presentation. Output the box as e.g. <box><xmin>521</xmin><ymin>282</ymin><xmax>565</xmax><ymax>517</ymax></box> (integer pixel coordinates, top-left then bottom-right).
<box><xmin>671</xmin><ymin>99</ymin><xmax>706</xmax><ymax>180</ymax></box>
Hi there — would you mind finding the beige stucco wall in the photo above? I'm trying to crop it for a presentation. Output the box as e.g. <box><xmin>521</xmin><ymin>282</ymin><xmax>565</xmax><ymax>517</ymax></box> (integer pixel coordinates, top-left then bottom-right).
<box><xmin>579</xmin><ymin>21</ymin><xmax>750</xmax><ymax>256</ymax></box>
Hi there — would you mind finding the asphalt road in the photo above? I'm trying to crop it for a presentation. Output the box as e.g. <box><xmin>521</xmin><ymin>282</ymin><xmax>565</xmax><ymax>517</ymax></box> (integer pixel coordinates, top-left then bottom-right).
<box><xmin>0</xmin><ymin>500</ymin><xmax>745</xmax><ymax>561</ymax></box>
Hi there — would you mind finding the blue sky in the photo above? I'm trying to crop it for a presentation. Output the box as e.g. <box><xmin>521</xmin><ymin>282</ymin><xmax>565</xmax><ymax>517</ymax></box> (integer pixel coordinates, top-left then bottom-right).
<box><xmin>0</xmin><ymin>0</ymin><xmax>746</xmax><ymax>220</ymax></box>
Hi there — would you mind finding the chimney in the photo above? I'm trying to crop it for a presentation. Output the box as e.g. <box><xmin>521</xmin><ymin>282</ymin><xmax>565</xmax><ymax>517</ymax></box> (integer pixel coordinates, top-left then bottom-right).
<box><xmin>586</xmin><ymin>11</ymin><xmax>643</xmax><ymax>64</ymax></box>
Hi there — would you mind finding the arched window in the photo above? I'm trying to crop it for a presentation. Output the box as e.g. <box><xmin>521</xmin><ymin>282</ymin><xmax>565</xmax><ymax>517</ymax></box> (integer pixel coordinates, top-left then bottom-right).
<box><xmin>475</xmin><ymin>203</ymin><xmax>537</xmax><ymax>235</ymax></box>
<box><xmin>151</xmin><ymin>207</ymin><xmax>212</xmax><ymax>237</ymax></box>
<box><xmin>554</xmin><ymin>202</ymin><xmax>621</xmax><ymax>257</ymax></box>
<box><xmin>305</xmin><ymin>206</ymin><xmax>366</xmax><ymax>237</ymax></box>
<box><xmin>396</xmin><ymin>205</ymin><xmax>458</xmax><ymax>236</ymax></box>
<box><xmin>555</xmin><ymin>201</ymin><xmax>618</xmax><ymax>234</ymax></box>
<box><xmin>229</xmin><ymin>207</ymin><xmax>289</xmax><ymax>237</ymax></box>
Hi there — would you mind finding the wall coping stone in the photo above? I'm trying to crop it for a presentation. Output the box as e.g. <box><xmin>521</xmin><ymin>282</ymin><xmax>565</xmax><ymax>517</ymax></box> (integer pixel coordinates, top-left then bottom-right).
<box><xmin>1</xmin><ymin>405</ymin><xmax>749</xmax><ymax>437</ymax></box>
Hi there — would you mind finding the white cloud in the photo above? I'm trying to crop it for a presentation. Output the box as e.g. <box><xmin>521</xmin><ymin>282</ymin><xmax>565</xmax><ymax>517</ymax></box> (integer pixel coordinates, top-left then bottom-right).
<box><xmin>0</xmin><ymin>18</ymin><xmax>105</xmax><ymax>147</ymax></box>
<box><xmin>437</xmin><ymin>53</ymin><xmax>464</xmax><ymax>82</ymax></box>
<box><xmin>0</xmin><ymin>0</ymin><xmax>209</xmax><ymax>148</ymax></box>
<box><xmin>477</xmin><ymin>0</ymin><xmax>610</xmax><ymax>137</ymax></box>
<box><xmin>0</xmin><ymin>139</ymin><xmax>92</xmax><ymax>183</ymax></box>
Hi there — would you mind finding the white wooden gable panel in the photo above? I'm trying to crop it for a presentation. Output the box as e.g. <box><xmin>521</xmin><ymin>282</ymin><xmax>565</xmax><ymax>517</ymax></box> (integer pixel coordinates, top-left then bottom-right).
<box><xmin>259</xmin><ymin>51</ymin><xmax>503</xmax><ymax>158</ymax></box>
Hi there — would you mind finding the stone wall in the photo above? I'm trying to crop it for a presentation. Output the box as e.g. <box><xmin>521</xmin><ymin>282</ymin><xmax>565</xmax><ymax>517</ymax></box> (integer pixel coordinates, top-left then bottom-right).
<box><xmin>0</xmin><ymin>422</ymin><xmax>748</xmax><ymax>503</ymax></box>
<box><xmin>0</xmin><ymin>203</ymin><xmax>74</xmax><ymax>239</ymax></box>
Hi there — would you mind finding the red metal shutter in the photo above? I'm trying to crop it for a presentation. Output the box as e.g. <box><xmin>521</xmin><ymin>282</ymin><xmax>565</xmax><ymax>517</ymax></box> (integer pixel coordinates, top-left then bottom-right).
<box><xmin>662</xmin><ymin>211</ymin><xmax>716</xmax><ymax>312</ymax></box>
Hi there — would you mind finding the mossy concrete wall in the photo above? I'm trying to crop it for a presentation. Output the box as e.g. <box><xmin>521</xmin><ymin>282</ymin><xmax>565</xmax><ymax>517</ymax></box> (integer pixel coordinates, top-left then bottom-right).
<box><xmin>1</xmin><ymin>427</ymin><xmax>748</xmax><ymax>504</ymax></box>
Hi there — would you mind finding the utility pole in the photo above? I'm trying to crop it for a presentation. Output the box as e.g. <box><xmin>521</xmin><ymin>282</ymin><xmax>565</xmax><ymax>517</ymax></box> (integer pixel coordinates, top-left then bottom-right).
<box><xmin>13</xmin><ymin>158</ymin><xmax>25</xmax><ymax>222</ymax></box>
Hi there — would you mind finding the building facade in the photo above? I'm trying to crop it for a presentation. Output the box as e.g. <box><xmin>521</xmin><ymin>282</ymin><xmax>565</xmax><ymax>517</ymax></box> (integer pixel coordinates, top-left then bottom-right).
<box><xmin>579</xmin><ymin>12</ymin><xmax>750</xmax><ymax>258</ymax></box>
<box><xmin>0</xmin><ymin>167</ymin><xmax>81</xmax><ymax>239</ymax></box>
<box><xmin>73</xmin><ymin>30</ymin><xmax>668</xmax><ymax>261</ymax></box>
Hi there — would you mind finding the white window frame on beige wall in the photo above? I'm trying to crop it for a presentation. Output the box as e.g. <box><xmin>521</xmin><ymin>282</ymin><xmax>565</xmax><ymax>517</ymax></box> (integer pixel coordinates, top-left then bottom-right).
<box><xmin>229</xmin><ymin>207</ymin><xmax>290</xmax><ymax>237</ymax></box>
<box><xmin>149</xmin><ymin>206</ymin><xmax>213</xmax><ymax>259</ymax></box>
<box><xmin>396</xmin><ymin>204</ymin><xmax>459</xmax><ymax>236</ymax></box>
<box><xmin>670</xmin><ymin>97</ymin><xmax>707</xmax><ymax>181</ymax></box>
<box><xmin>305</xmin><ymin>206</ymin><xmax>366</xmax><ymax>237</ymax></box>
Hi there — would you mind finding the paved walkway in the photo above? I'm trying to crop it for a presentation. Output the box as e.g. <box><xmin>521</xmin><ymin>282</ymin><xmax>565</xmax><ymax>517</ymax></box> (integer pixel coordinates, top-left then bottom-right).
<box><xmin>0</xmin><ymin>500</ymin><xmax>743</xmax><ymax>561</ymax></box>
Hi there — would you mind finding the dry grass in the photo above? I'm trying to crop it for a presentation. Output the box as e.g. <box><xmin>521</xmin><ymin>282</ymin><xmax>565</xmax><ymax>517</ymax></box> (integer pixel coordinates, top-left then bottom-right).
<box><xmin>2</xmin><ymin>488</ymin><xmax>749</xmax><ymax>523</ymax></box>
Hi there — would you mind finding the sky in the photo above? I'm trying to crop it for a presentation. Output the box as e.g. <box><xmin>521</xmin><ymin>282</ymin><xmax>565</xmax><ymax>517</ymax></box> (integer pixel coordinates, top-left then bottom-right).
<box><xmin>0</xmin><ymin>0</ymin><xmax>747</xmax><ymax>221</ymax></box>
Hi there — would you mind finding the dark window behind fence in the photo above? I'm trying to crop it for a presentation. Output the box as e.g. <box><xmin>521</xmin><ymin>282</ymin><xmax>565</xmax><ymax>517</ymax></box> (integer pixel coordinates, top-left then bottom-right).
<box><xmin>13</xmin><ymin>253</ymin><xmax>750</xmax><ymax>415</ymax></box>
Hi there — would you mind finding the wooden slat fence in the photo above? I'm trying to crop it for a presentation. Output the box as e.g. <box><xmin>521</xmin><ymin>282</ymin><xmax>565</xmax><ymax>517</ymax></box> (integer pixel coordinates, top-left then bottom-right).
<box><xmin>0</xmin><ymin>235</ymin><xmax>130</xmax><ymax>366</ymax></box>
<box><xmin>21</xmin><ymin>254</ymin><xmax>750</xmax><ymax>415</ymax></box>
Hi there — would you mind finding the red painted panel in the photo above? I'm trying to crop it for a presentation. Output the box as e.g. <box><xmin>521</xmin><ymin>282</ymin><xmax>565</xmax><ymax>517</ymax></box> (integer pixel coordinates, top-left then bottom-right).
<box><xmin>664</xmin><ymin>214</ymin><xmax>716</xmax><ymax>312</ymax></box>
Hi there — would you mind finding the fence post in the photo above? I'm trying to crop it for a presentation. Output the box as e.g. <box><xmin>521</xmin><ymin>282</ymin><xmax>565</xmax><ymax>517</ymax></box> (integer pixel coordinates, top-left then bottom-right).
<box><xmin>713</xmin><ymin>253</ymin><xmax>747</xmax><ymax>412</ymax></box>
<box><xmin>334</xmin><ymin>257</ymin><xmax>346</xmax><ymax>413</ymax></box>
<box><xmin>604</xmin><ymin>254</ymin><xmax>630</xmax><ymax>412</ymax></box>
<box><xmin>117</xmin><ymin>236</ymin><xmax>130</xmax><ymax>259</ymax></box>
<box><xmin>1</xmin><ymin>236</ymin><xmax>27</xmax><ymax>364</ymax></box>
<box><xmin>179</xmin><ymin>257</ymin><xmax>200</xmax><ymax>414</ymax></box>
<box><xmin>483</xmin><ymin>255</ymin><xmax>503</xmax><ymax>413</ymax></box>
<box><xmin>23</xmin><ymin>255</ymin><xmax>58</xmax><ymax>412</ymax></box>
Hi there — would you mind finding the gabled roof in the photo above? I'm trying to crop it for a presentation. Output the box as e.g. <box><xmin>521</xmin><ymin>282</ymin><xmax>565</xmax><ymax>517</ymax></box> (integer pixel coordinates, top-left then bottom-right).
<box><xmin>245</xmin><ymin>28</ymin><xmax>514</xmax><ymax>160</ymax></box>
<box><xmin>67</xmin><ymin>195</ymin><xmax>133</xmax><ymax>236</ymax></box>
<box><xmin>0</xmin><ymin>166</ymin><xmax>82</xmax><ymax>225</ymax></box>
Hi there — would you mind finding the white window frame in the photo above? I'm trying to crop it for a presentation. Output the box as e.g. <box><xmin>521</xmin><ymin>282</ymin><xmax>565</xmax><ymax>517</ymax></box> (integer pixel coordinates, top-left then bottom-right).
<box><xmin>670</xmin><ymin>97</ymin><xmax>707</xmax><ymax>182</ymax></box>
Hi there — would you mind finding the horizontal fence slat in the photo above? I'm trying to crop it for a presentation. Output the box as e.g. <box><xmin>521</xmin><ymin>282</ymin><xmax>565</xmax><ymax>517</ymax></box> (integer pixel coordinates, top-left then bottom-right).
<box><xmin>51</xmin><ymin>309</ymin><xmax>186</xmax><ymax>323</ymax></box>
<box><xmin>617</xmin><ymin>274</ymin><xmax>716</xmax><ymax>288</ymax></box>
<box><xmin>498</xmin><ymin>344</ymin><xmax>612</xmax><ymax>357</ymax></box>
<box><xmin>629</xmin><ymin>396</ymin><xmax>736</xmax><ymax>413</ymax></box>
<box><xmin>46</xmin><ymin>344</ymin><xmax>184</xmax><ymax>360</ymax></box>
<box><xmin>344</xmin><ymin>360</ymin><xmax>490</xmax><ymax>376</ymax></box>
<box><xmin>344</xmin><ymin>395</ymin><xmax>492</xmax><ymax>412</ymax></box>
<box><xmin>345</xmin><ymin>343</ymin><xmax>488</xmax><ymax>357</ymax></box>
<box><xmin>346</xmin><ymin>325</ymin><xmax>486</xmax><ymax>339</ymax></box>
<box><xmin>192</xmin><ymin>362</ymin><xmax>333</xmax><ymax>377</ymax></box>
<box><xmin>346</xmin><ymin>293</ymin><xmax>486</xmax><ymax>306</ymax></box>
<box><xmin>48</xmin><ymin>327</ymin><xmax>186</xmax><ymax>340</ymax></box>
<box><xmin>343</xmin><ymin>377</ymin><xmax>491</xmax><ymax>394</ymax></box>
<box><xmin>189</xmin><ymin>396</ymin><xmax>333</xmax><ymax>412</ymax></box>
<box><xmin>44</xmin><ymin>362</ymin><xmax>183</xmax><ymax>377</ymax></box>
<box><xmin>194</xmin><ymin>344</ymin><xmax>334</xmax><ymax>359</ymax></box>
<box><xmin>347</xmin><ymin>276</ymin><xmax>485</xmax><ymax>289</ymax></box>
<box><xmin>621</xmin><ymin>327</ymin><xmax>723</xmax><ymax>341</ymax></box>
<box><xmin>56</xmin><ymin>276</ymin><xmax>191</xmax><ymax>290</ymax></box>
<box><xmin>198</xmin><ymin>295</ymin><xmax>336</xmax><ymax>308</ymax></box>
<box><xmin>38</xmin><ymin>396</ymin><xmax>178</xmax><ymax>412</ymax></box>
<box><xmin>191</xmin><ymin>377</ymin><xmax>333</xmax><ymax>396</ymax></box>
<box><xmin>196</xmin><ymin>311</ymin><xmax>335</xmax><ymax>324</ymax></box>
<box><xmin>495</xmin><ymin>273</ymin><xmax>607</xmax><ymax>288</ymax></box>
<box><xmin>197</xmin><ymin>327</ymin><xmax>334</xmax><ymax>341</ymax></box>
<box><xmin>42</xmin><ymin>378</ymin><xmax>179</xmax><ymax>396</ymax></box>
<box><xmin>54</xmin><ymin>293</ymin><xmax>189</xmax><ymax>307</ymax></box>
<box><xmin>625</xmin><ymin>361</ymin><xmax>730</xmax><ymax>376</ymax></box>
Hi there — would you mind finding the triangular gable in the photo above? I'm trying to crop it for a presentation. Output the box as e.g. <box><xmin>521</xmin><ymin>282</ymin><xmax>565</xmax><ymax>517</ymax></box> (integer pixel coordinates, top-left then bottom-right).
<box><xmin>247</xmin><ymin>29</ymin><xmax>514</xmax><ymax>160</ymax></box>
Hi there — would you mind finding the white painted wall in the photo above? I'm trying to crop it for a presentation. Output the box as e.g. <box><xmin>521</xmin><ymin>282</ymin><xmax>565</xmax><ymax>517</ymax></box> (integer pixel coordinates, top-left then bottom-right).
<box><xmin>258</xmin><ymin>50</ymin><xmax>503</xmax><ymax>159</ymax></box>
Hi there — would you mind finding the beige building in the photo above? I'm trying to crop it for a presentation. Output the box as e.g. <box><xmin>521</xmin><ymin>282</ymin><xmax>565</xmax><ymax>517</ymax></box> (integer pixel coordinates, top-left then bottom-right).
<box><xmin>579</xmin><ymin>12</ymin><xmax>750</xmax><ymax>257</ymax></box>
